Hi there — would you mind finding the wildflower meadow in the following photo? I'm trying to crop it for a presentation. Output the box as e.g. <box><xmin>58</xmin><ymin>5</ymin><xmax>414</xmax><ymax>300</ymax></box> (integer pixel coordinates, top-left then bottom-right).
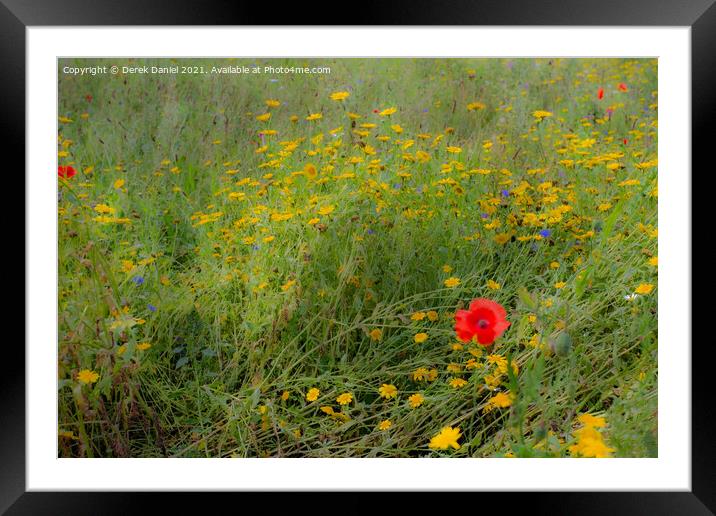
<box><xmin>58</xmin><ymin>58</ymin><xmax>657</xmax><ymax>458</ymax></box>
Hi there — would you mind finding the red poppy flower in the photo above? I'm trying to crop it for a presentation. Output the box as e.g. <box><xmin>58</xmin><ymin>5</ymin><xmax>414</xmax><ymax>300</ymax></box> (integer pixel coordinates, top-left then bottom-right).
<box><xmin>617</xmin><ymin>83</ymin><xmax>628</xmax><ymax>92</ymax></box>
<box><xmin>454</xmin><ymin>298</ymin><xmax>510</xmax><ymax>346</ymax></box>
<box><xmin>597</xmin><ymin>87</ymin><xmax>604</xmax><ymax>100</ymax></box>
<box><xmin>373</xmin><ymin>109</ymin><xmax>379</xmax><ymax>113</ymax></box>
<box><xmin>85</xmin><ymin>94</ymin><xmax>93</xmax><ymax>102</ymax></box>
<box><xmin>58</xmin><ymin>165</ymin><xmax>76</xmax><ymax>179</ymax></box>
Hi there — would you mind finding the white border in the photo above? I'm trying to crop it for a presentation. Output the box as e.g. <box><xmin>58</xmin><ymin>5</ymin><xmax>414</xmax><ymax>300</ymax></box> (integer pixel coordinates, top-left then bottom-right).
<box><xmin>28</xmin><ymin>27</ymin><xmax>690</xmax><ymax>491</ymax></box>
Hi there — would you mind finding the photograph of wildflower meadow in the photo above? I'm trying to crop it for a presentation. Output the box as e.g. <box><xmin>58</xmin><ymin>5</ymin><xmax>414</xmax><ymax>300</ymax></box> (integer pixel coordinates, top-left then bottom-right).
<box><xmin>58</xmin><ymin>58</ymin><xmax>657</xmax><ymax>458</ymax></box>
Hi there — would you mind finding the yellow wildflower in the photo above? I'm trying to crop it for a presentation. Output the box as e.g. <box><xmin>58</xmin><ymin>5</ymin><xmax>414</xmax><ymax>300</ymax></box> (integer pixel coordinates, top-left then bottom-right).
<box><xmin>378</xmin><ymin>420</ymin><xmax>392</xmax><ymax>431</ymax></box>
<box><xmin>444</xmin><ymin>277</ymin><xmax>461</xmax><ymax>288</ymax></box>
<box><xmin>532</xmin><ymin>110</ymin><xmax>553</xmax><ymax>120</ymax></box>
<box><xmin>428</xmin><ymin>426</ymin><xmax>462</xmax><ymax>450</ymax></box>
<box><xmin>414</xmin><ymin>332</ymin><xmax>429</xmax><ymax>344</ymax></box>
<box><xmin>330</xmin><ymin>91</ymin><xmax>350</xmax><ymax>101</ymax></box>
<box><xmin>577</xmin><ymin>413</ymin><xmax>607</xmax><ymax>428</ymax></box>
<box><xmin>336</xmin><ymin>392</ymin><xmax>353</xmax><ymax>405</ymax></box>
<box><xmin>378</xmin><ymin>384</ymin><xmax>398</xmax><ymax>399</ymax></box>
<box><xmin>449</xmin><ymin>378</ymin><xmax>467</xmax><ymax>389</ymax></box>
<box><xmin>369</xmin><ymin>328</ymin><xmax>383</xmax><ymax>341</ymax></box>
<box><xmin>408</xmin><ymin>393</ymin><xmax>424</xmax><ymax>408</ymax></box>
<box><xmin>77</xmin><ymin>369</ymin><xmax>99</xmax><ymax>384</ymax></box>
<box><xmin>635</xmin><ymin>283</ymin><xmax>654</xmax><ymax>294</ymax></box>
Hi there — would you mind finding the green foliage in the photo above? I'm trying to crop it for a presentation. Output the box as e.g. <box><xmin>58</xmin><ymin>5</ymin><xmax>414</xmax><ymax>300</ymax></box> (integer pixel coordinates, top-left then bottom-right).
<box><xmin>57</xmin><ymin>58</ymin><xmax>657</xmax><ymax>458</ymax></box>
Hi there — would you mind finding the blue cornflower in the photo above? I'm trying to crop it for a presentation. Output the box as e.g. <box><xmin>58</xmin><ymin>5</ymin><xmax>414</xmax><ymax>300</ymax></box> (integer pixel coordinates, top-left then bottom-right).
<box><xmin>148</xmin><ymin>304</ymin><xmax>157</xmax><ymax>312</ymax></box>
<box><xmin>539</xmin><ymin>229</ymin><xmax>552</xmax><ymax>238</ymax></box>
<box><xmin>132</xmin><ymin>276</ymin><xmax>144</xmax><ymax>286</ymax></box>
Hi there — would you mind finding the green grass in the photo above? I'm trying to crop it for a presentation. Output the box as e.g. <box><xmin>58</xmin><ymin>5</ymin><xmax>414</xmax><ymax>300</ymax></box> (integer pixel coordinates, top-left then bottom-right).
<box><xmin>57</xmin><ymin>58</ymin><xmax>657</xmax><ymax>458</ymax></box>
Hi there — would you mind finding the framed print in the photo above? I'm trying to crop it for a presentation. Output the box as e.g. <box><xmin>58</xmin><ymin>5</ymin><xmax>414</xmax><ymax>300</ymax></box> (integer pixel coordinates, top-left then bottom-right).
<box><xmin>7</xmin><ymin>0</ymin><xmax>712</xmax><ymax>513</ymax></box>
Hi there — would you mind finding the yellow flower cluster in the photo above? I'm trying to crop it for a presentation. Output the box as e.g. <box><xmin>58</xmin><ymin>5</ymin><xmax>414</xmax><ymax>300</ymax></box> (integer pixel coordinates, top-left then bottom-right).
<box><xmin>568</xmin><ymin>413</ymin><xmax>615</xmax><ymax>458</ymax></box>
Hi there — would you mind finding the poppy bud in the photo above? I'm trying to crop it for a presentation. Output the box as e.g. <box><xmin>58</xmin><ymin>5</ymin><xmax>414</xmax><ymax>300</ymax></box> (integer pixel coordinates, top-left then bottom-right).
<box><xmin>550</xmin><ymin>331</ymin><xmax>572</xmax><ymax>357</ymax></box>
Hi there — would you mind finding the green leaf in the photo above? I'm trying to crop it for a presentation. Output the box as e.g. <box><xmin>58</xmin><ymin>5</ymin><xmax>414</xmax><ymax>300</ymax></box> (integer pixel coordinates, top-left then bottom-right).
<box><xmin>516</xmin><ymin>287</ymin><xmax>536</xmax><ymax>310</ymax></box>
<box><xmin>600</xmin><ymin>197</ymin><xmax>626</xmax><ymax>245</ymax></box>
<box><xmin>249</xmin><ymin>387</ymin><xmax>261</xmax><ymax>409</ymax></box>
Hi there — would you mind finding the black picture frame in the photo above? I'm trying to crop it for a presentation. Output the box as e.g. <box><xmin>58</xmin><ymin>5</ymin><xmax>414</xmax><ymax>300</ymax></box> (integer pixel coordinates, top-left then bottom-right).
<box><xmin>6</xmin><ymin>1</ymin><xmax>711</xmax><ymax>513</ymax></box>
